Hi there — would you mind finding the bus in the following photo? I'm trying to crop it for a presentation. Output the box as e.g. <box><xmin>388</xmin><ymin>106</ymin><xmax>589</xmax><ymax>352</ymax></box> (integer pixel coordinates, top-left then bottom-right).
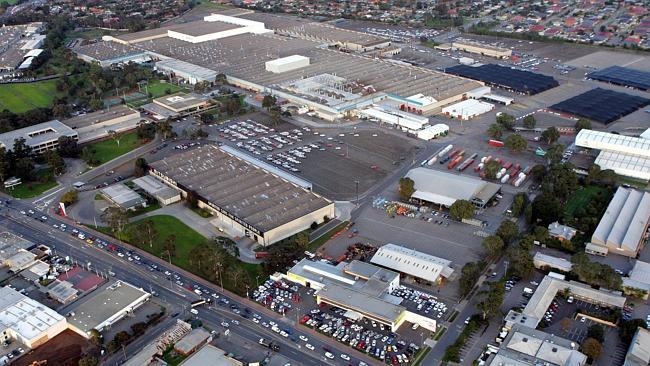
<box><xmin>191</xmin><ymin>299</ymin><xmax>207</xmax><ymax>308</ymax></box>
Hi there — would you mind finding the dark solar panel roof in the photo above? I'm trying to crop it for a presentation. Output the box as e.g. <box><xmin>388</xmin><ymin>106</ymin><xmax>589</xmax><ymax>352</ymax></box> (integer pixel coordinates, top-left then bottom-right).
<box><xmin>550</xmin><ymin>88</ymin><xmax>650</xmax><ymax>124</ymax></box>
<box><xmin>444</xmin><ymin>64</ymin><xmax>559</xmax><ymax>95</ymax></box>
<box><xmin>587</xmin><ymin>66</ymin><xmax>650</xmax><ymax>91</ymax></box>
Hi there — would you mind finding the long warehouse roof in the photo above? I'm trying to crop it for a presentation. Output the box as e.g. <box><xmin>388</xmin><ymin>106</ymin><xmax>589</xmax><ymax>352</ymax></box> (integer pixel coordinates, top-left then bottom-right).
<box><xmin>371</xmin><ymin>243</ymin><xmax>454</xmax><ymax>283</ymax></box>
<box><xmin>575</xmin><ymin>129</ymin><xmax>650</xmax><ymax>158</ymax></box>
<box><xmin>405</xmin><ymin>168</ymin><xmax>501</xmax><ymax>206</ymax></box>
<box><xmin>149</xmin><ymin>145</ymin><xmax>332</xmax><ymax>233</ymax></box>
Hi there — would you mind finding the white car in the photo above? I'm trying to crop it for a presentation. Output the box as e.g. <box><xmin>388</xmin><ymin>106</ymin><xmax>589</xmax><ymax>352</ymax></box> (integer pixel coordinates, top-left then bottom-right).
<box><xmin>221</xmin><ymin>321</ymin><xmax>229</xmax><ymax>328</ymax></box>
<box><xmin>299</xmin><ymin>335</ymin><xmax>308</xmax><ymax>342</ymax></box>
<box><xmin>252</xmin><ymin>318</ymin><xmax>259</xmax><ymax>324</ymax></box>
<box><xmin>305</xmin><ymin>343</ymin><xmax>315</xmax><ymax>350</ymax></box>
<box><xmin>325</xmin><ymin>352</ymin><xmax>334</xmax><ymax>359</ymax></box>
<box><xmin>340</xmin><ymin>354</ymin><xmax>350</xmax><ymax>361</ymax></box>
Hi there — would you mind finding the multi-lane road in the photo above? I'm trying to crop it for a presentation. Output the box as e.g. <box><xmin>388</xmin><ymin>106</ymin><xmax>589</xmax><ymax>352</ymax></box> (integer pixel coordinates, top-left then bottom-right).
<box><xmin>0</xmin><ymin>197</ymin><xmax>378</xmax><ymax>366</ymax></box>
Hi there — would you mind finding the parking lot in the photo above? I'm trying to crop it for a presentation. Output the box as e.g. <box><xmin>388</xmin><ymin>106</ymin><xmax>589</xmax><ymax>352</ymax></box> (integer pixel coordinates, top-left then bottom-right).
<box><xmin>249</xmin><ymin>273</ymin><xmax>449</xmax><ymax>365</ymax></box>
<box><xmin>210</xmin><ymin>114</ymin><xmax>422</xmax><ymax>200</ymax></box>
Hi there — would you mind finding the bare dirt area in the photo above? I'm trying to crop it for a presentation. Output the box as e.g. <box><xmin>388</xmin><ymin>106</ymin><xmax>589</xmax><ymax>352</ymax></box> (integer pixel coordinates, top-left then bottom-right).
<box><xmin>14</xmin><ymin>330</ymin><xmax>93</xmax><ymax>366</ymax></box>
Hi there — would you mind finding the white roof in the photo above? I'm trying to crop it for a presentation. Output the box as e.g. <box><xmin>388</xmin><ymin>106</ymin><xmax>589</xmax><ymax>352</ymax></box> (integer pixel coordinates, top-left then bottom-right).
<box><xmin>624</xmin><ymin>260</ymin><xmax>650</xmax><ymax>291</ymax></box>
<box><xmin>406</xmin><ymin>93</ymin><xmax>437</xmax><ymax>107</ymax></box>
<box><xmin>100</xmin><ymin>184</ymin><xmax>145</xmax><ymax>208</ymax></box>
<box><xmin>0</xmin><ymin>120</ymin><xmax>77</xmax><ymax>150</ymax></box>
<box><xmin>441</xmin><ymin>99</ymin><xmax>494</xmax><ymax>117</ymax></box>
<box><xmin>405</xmin><ymin>167</ymin><xmax>501</xmax><ymax>206</ymax></box>
<box><xmin>359</xmin><ymin>106</ymin><xmax>429</xmax><ymax>131</ymax></box>
<box><xmin>592</xmin><ymin>187</ymin><xmax>650</xmax><ymax>254</ymax></box>
<box><xmin>266</xmin><ymin>54</ymin><xmax>309</xmax><ymax>66</ymax></box>
<box><xmin>625</xmin><ymin>327</ymin><xmax>650</xmax><ymax>366</ymax></box>
<box><xmin>575</xmin><ymin>129</ymin><xmax>650</xmax><ymax>158</ymax></box>
<box><xmin>640</xmin><ymin>128</ymin><xmax>650</xmax><ymax>140</ymax></box>
<box><xmin>417</xmin><ymin>124</ymin><xmax>449</xmax><ymax>141</ymax></box>
<box><xmin>156</xmin><ymin>59</ymin><xmax>217</xmax><ymax>81</ymax></box>
<box><xmin>532</xmin><ymin>252</ymin><xmax>573</xmax><ymax>272</ymax></box>
<box><xmin>0</xmin><ymin>286</ymin><xmax>65</xmax><ymax>341</ymax></box>
<box><xmin>594</xmin><ymin>150</ymin><xmax>650</xmax><ymax>181</ymax></box>
<box><xmin>370</xmin><ymin>243</ymin><xmax>454</xmax><ymax>283</ymax></box>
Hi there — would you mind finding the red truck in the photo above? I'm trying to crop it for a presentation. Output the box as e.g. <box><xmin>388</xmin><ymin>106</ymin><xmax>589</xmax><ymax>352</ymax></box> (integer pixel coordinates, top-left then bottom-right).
<box><xmin>488</xmin><ymin>139</ymin><xmax>505</xmax><ymax>147</ymax></box>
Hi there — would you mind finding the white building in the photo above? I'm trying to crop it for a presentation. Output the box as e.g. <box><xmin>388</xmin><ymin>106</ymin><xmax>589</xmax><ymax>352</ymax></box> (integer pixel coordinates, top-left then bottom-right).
<box><xmin>405</xmin><ymin>168</ymin><xmax>501</xmax><ymax>208</ymax></box>
<box><xmin>441</xmin><ymin>99</ymin><xmax>495</xmax><ymax>120</ymax></box>
<box><xmin>548</xmin><ymin>222</ymin><xmax>577</xmax><ymax>241</ymax></box>
<box><xmin>359</xmin><ymin>106</ymin><xmax>429</xmax><ymax>132</ymax></box>
<box><xmin>0</xmin><ymin>286</ymin><xmax>67</xmax><ymax>348</ymax></box>
<box><xmin>532</xmin><ymin>252</ymin><xmax>573</xmax><ymax>273</ymax></box>
<box><xmin>575</xmin><ymin>129</ymin><xmax>650</xmax><ymax>181</ymax></box>
<box><xmin>624</xmin><ymin>327</ymin><xmax>650</xmax><ymax>366</ymax></box>
<box><xmin>370</xmin><ymin>243</ymin><xmax>454</xmax><ymax>284</ymax></box>
<box><xmin>589</xmin><ymin>187</ymin><xmax>650</xmax><ymax>257</ymax></box>
<box><xmin>416</xmin><ymin>124</ymin><xmax>449</xmax><ymax>141</ymax></box>
<box><xmin>132</xmin><ymin>175</ymin><xmax>181</xmax><ymax>206</ymax></box>
<box><xmin>265</xmin><ymin>55</ymin><xmax>310</xmax><ymax>74</ymax></box>
<box><xmin>622</xmin><ymin>260</ymin><xmax>650</xmax><ymax>299</ymax></box>
<box><xmin>0</xmin><ymin>120</ymin><xmax>78</xmax><ymax>154</ymax></box>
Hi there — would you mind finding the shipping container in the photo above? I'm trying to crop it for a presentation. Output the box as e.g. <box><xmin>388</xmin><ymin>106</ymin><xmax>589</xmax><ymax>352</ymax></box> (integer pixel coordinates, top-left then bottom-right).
<box><xmin>500</xmin><ymin>174</ymin><xmax>510</xmax><ymax>184</ymax></box>
<box><xmin>475</xmin><ymin>162</ymin><xmax>484</xmax><ymax>172</ymax></box>
<box><xmin>448</xmin><ymin>156</ymin><xmax>463</xmax><ymax>169</ymax></box>
<box><xmin>458</xmin><ymin>158</ymin><xmax>475</xmax><ymax>171</ymax></box>
<box><xmin>514</xmin><ymin>175</ymin><xmax>526</xmax><ymax>187</ymax></box>
<box><xmin>503</xmin><ymin>161</ymin><xmax>512</xmax><ymax>170</ymax></box>
<box><xmin>488</xmin><ymin>139</ymin><xmax>505</xmax><ymax>147</ymax></box>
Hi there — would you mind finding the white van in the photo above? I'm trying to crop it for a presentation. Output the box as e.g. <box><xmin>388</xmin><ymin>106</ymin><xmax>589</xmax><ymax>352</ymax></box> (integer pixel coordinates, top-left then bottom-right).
<box><xmin>190</xmin><ymin>309</ymin><xmax>198</xmax><ymax>315</ymax></box>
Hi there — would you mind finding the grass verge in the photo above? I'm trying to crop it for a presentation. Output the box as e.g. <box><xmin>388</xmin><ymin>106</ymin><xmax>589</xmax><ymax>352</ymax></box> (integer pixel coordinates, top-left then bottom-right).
<box><xmin>83</xmin><ymin>131</ymin><xmax>144</xmax><ymax>165</ymax></box>
<box><xmin>412</xmin><ymin>346</ymin><xmax>432</xmax><ymax>366</ymax></box>
<box><xmin>564</xmin><ymin>185</ymin><xmax>606</xmax><ymax>217</ymax></box>
<box><xmin>434</xmin><ymin>326</ymin><xmax>447</xmax><ymax>341</ymax></box>
<box><xmin>3</xmin><ymin>170</ymin><xmax>58</xmax><ymax>199</ymax></box>
<box><xmin>307</xmin><ymin>221</ymin><xmax>348</xmax><ymax>252</ymax></box>
<box><xmin>448</xmin><ymin>310</ymin><xmax>459</xmax><ymax>323</ymax></box>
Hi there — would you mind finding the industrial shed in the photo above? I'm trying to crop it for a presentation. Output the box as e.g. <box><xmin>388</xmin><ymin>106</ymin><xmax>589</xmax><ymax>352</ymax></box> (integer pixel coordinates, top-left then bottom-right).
<box><xmin>575</xmin><ymin>129</ymin><xmax>650</xmax><ymax>181</ymax></box>
<box><xmin>590</xmin><ymin>187</ymin><xmax>650</xmax><ymax>257</ymax></box>
<box><xmin>444</xmin><ymin>64</ymin><xmax>559</xmax><ymax>95</ymax></box>
<box><xmin>417</xmin><ymin>124</ymin><xmax>449</xmax><ymax>141</ymax></box>
<box><xmin>587</xmin><ymin>66</ymin><xmax>650</xmax><ymax>91</ymax></box>
<box><xmin>149</xmin><ymin>145</ymin><xmax>335</xmax><ymax>246</ymax></box>
<box><xmin>441</xmin><ymin>99</ymin><xmax>494</xmax><ymax>120</ymax></box>
<box><xmin>405</xmin><ymin>168</ymin><xmax>501</xmax><ymax>208</ymax></box>
<box><xmin>370</xmin><ymin>243</ymin><xmax>454</xmax><ymax>284</ymax></box>
<box><xmin>132</xmin><ymin>175</ymin><xmax>181</xmax><ymax>205</ymax></box>
<box><xmin>100</xmin><ymin>184</ymin><xmax>146</xmax><ymax>211</ymax></box>
<box><xmin>155</xmin><ymin>59</ymin><xmax>218</xmax><ymax>85</ymax></box>
<box><xmin>550</xmin><ymin>88</ymin><xmax>650</xmax><ymax>124</ymax></box>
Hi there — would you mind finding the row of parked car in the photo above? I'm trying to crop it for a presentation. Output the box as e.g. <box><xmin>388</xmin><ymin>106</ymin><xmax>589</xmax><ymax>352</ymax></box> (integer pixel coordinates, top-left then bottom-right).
<box><xmin>301</xmin><ymin>307</ymin><xmax>416</xmax><ymax>365</ymax></box>
<box><xmin>390</xmin><ymin>285</ymin><xmax>448</xmax><ymax>319</ymax></box>
<box><xmin>251</xmin><ymin>279</ymin><xmax>299</xmax><ymax>315</ymax></box>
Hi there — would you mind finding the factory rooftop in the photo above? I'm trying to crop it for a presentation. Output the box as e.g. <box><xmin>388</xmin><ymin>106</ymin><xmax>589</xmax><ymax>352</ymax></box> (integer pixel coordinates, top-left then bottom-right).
<box><xmin>624</xmin><ymin>327</ymin><xmax>650</xmax><ymax>366</ymax></box>
<box><xmin>0</xmin><ymin>120</ymin><xmax>77</xmax><ymax>152</ymax></box>
<box><xmin>405</xmin><ymin>168</ymin><xmax>501</xmax><ymax>207</ymax></box>
<box><xmin>149</xmin><ymin>145</ymin><xmax>332</xmax><ymax>233</ymax></box>
<box><xmin>152</xmin><ymin>92</ymin><xmax>208</xmax><ymax>112</ymax></box>
<box><xmin>0</xmin><ymin>286</ymin><xmax>66</xmax><ymax>344</ymax></box>
<box><xmin>68</xmin><ymin>281</ymin><xmax>150</xmax><ymax>334</ymax></box>
<box><xmin>62</xmin><ymin>105</ymin><xmax>139</xmax><ymax>129</ymax></box>
<box><xmin>73</xmin><ymin>41</ymin><xmax>145</xmax><ymax>62</ymax></box>
<box><xmin>167</xmin><ymin>20</ymin><xmax>242</xmax><ymax>37</ymax></box>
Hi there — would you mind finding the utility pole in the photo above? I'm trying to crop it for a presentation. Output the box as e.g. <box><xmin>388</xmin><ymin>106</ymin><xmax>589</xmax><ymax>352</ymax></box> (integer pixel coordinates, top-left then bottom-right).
<box><xmin>354</xmin><ymin>180</ymin><xmax>359</xmax><ymax>206</ymax></box>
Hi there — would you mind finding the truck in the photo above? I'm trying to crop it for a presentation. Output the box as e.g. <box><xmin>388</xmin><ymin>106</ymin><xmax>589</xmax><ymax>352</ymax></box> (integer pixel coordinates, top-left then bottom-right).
<box><xmin>496</xmin><ymin>168</ymin><xmax>507</xmax><ymax>179</ymax></box>
<box><xmin>488</xmin><ymin>139</ymin><xmax>505</xmax><ymax>147</ymax></box>
<box><xmin>458</xmin><ymin>158</ymin><xmax>475</xmax><ymax>171</ymax></box>
<box><xmin>502</xmin><ymin>161</ymin><xmax>512</xmax><ymax>170</ymax></box>
<box><xmin>514</xmin><ymin>175</ymin><xmax>526</xmax><ymax>187</ymax></box>
<box><xmin>191</xmin><ymin>299</ymin><xmax>207</xmax><ymax>308</ymax></box>
<box><xmin>448</xmin><ymin>156</ymin><xmax>463</xmax><ymax>169</ymax></box>
<box><xmin>500</xmin><ymin>174</ymin><xmax>510</xmax><ymax>184</ymax></box>
<box><xmin>259</xmin><ymin>338</ymin><xmax>280</xmax><ymax>351</ymax></box>
<box><xmin>474</xmin><ymin>162</ymin><xmax>484</xmax><ymax>172</ymax></box>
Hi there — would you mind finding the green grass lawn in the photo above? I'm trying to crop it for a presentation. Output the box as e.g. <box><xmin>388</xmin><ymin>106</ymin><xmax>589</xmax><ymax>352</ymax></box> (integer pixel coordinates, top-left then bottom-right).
<box><xmin>0</xmin><ymin>80</ymin><xmax>62</xmax><ymax>113</ymax></box>
<box><xmin>3</xmin><ymin>169</ymin><xmax>58</xmax><ymax>199</ymax></box>
<box><xmin>145</xmin><ymin>80</ymin><xmax>188</xmax><ymax>98</ymax></box>
<box><xmin>565</xmin><ymin>186</ymin><xmax>607</xmax><ymax>217</ymax></box>
<box><xmin>83</xmin><ymin>131</ymin><xmax>144</xmax><ymax>165</ymax></box>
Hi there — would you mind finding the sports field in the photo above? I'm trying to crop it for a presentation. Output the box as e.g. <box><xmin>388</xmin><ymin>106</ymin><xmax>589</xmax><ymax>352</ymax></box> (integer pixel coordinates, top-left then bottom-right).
<box><xmin>145</xmin><ymin>80</ymin><xmax>188</xmax><ymax>98</ymax></box>
<box><xmin>0</xmin><ymin>80</ymin><xmax>60</xmax><ymax>113</ymax></box>
<box><xmin>83</xmin><ymin>131</ymin><xmax>144</xmax><ymax>165</ymax></box>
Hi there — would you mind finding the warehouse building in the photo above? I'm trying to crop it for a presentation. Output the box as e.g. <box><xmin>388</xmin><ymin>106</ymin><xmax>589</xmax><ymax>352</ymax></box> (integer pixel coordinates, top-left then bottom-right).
<box><xmin>451</xmin><ymin>39</ymin><xmax>512</xmax><ymax>59</ymax></box>
<box><xmin>588</xmin><ymin>187</ymin><xmax>650</xmax><ymax>258</ymax></box>
<box><xmin>441</xmin><ymin>99</ymin><xmax>494</xmax><ymax>120</ymax></box>
<box><xmin>532</xmin><ymin>252</ymin><xmax>573</xmax><ymax>273</ymax></box>
<box><xmin>0</xmin><ymin>23</ymin><xmax>45</xmax><ymax>78</ymax></box>
<box><xmin>622</xmin><ymin>260</ymin><xmax>650</xmax><ymax>299</ymax></box>
<box><xmin>75</xmin><ymin>11</ymin><xmax>482</xmax><ymax>122</ymax></box>
<box><xmin>551</xmin><ymin>88</ymin><xmax>650</xmax><ymax>124</ymax></box>
<box><xmin>624</xmin><ymin>327</ymin><xmax>650</xmax><ymax>366</ymax></box>
<box><xmin>100</xmin><ymin>184</ymin><xmax>147</xmax><ymax>211</ymax></box>
<box><xmin>405</xmin><ymin>168</ymin><xmax>501</xmax><ymax>208</ymax></box>
<box><xmin>370</xmin><ymin>243</ymin><xmax>454</xmax><ymax>284</ymax></box>
<box><xmin>587</xmin><ymin>66</ymin><xmax>650</xmax><ymax>92</ymax></box>
<box><xmin>62</xmin><ymin>105</ymin><xmax>141</xmax><ymax>143</ymax></box>
<box><xmin>575</xmin><ymin>129</ymin><xmax>650</xmax><ymax>181</ymax></box>
<box><xmin>181</xmin><ymin>344</ymin><xmax>243</xmax><ymax>366</ymax></box>
<box><xmin>445</xmin><ymin>64</ymin><xmax>558</xmax><ymax>95</ymax></box>
<box><xmin>488</xmin><ymin>324</ymin><xmax>587</xmax><ymax>366</ymax></box>
<box><xmin>416</xmin><ymin>124</ymin><xmax>449</xmax><ymax>141</ymax></box>
<box><xmin>505</xmin><ymin>275</ymin><xmax>626</xmax><ymax>330</ymax></box>
<box><xmin>284</xmin><ymin>258</ymin><xmax>437</xmax><ymax>332</ymax></box>
<box><xmin>68</xmin><ymin>281</ymin><xmax>151</xmax><ymax>337</ymax></box>
<box><xmin>358</xmin><ymin>106</ymin><xmax>430</xmax><ymax>132</ymax></box>
<box><xmin>155</xmin><ymin>59</ymin><xmax>218</xmax><ymax>85</ymax></box>
<box><xmin>149</xmin><ymin>145</ymin><xmax>334</xmax><ymax>246</ymax></box>
<box><xmin>0</xmin><ymin>120</ymin><xmax>78</xmax><ymax>154</ymax></box>
<box><xmin>132</xmin><ymin>175</ymin><xmax>181</xmax><ymax>206</ymax></box>
<box><xmin>73</xmin><ymin>41</ymin><xmax>149</xmax><ymax>67</ymax></box>
<box><xmin>0</xmin><ymin>286</ymin><xmax>68</xmax><ymax>348</ymax></box>
<box><xmin>548</xmin><ymin>222</ymin><xmax>577</xmax><ymax>242</ymax></box>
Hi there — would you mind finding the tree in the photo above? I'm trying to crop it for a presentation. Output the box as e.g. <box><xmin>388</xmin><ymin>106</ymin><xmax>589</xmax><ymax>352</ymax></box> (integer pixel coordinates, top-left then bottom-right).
<box><xmin>587</xmin><ymin>324</ymin><xmax>604</xmax><ymax>343</ymax></box>
<box><xmin>541</xmin><ymin>127</ymin><xmax>560</xmax><ymax>145</ymax></box>
<box><xmin>545</xmin><ymin>143</ymin><xmax>565</xmax><ymax>165</ymax></box>
<box><xmin>270</xmin><ymin>106</ymin><xmax>282</xmax><ymax>127</ymax></box>
<box><xmin>496</xmin><ymin>113</ymin><xmax>515</xmax><ymax>130</ymax></box>
<box><xmin>398</xmin><ymin>177</ymin><xmax>415</xmax><ymax>201</ymax></box>
<box><xmin>511</xmin><ymin>192</ymin><xmax>528</xmax><ymax>217</ymax></box>
<box><xmin>0</xmin><ymin>147</ymin><xmax>8</xmax><ymax>183</ymax></box>
<box><xmin>581</xmin><ymin>338</ymin><xmax>603</xmax><ymax>361</ymax></box>
<box><xmin>522</xmin><ymin>115</ymin><xmax>536</xmax><ymax>129</ymax></box>
<box><xmin>44</xmin><ymin>149</ymin><xmax>65</xmax><ymax>175</ymax></box>
<box><xmin>102</xmin><ymin>207</ymin><xmax>128</xmax><ymax>236</ymax></box>
<box><xmin>225</xmin><ymin>95</ymin><xmax>242</xmax><ymax>116</ymax></box>
<box><xmin>496</xmin><ymin>220</ymin><xmax>518</xmax><ymax>244</ymax></box>
<box><xmin>575</xmin><ymin>118</ymin><xmax>591</xmax><ymax>132</ymax></box>
<box><xmin>560</xmin><ymin>318</ymin><xmax>571</xmax><ymax>333</ymax></box>
<box><xmin>81</xmin><ymin>146</ymin><xmax>98</xmax><ymax>166</ymax></box>
<box><xmin>186</xmin><ymin>190</ymin><xmax>199</xmax><ymax>208</ymax></box>
<box><xmin>487</xmin><ymin>123</ymin><xmax>504</xmax><ymax>139</ymax></box>
<box><xmin>89</xmin><ymin>328</ymin><xmax>102</xmax><ymax>346</ymax></box>
<box><xmin>108</xmin><ymin>130</ymin><xmax>122</xmax><ymax>147</ymax></box>
<box><xmin>215</xmin><ymin>73</ymin><xmax>227</xmax><ymax>85</ymax></box>
<box><xmin>134</xmin><ymin>157</ymin><xmax>148</xmax><ymax>177</ymax></box>
<box><xmin>484</xmin><ymin>160</ymin><xmax>501</xmax><ymax>180</ymax></box>
<box><xmin>449</xmin><ymin>199</ymin><xmax>475</xmax><ymax>220</ymax></box>
<box><xmin>482</xmin><ymin>235</ymin><xmax>505</xmax><ymax>258</ymax></box>
<box><xmin>507</xmin><ymin>247</ymin><xmax>535</xmax><ymax>278</ymax></box>
<box><xmin>458</xmin><ymin>261</ymin><xmax>485</xmax><ymax>297</ymax></box>
<box><xmin>571</xmin><ymin>252</ymin><xmax>622</xmax><ymax>290</ymax></box>
<box><xmin>619</xmin><ymin>319</ymin><xmax>647</xmax><ymax>343</ymax></box>
<box><xmin>262</xmin><ymin>95</ymin><xmax>277</xmax><ymax>111</ymax></box>
<box><xmin>193</xmin><ymin>81</ymin><xmax>210</xmax><ymax>93</ymax></box>
<box><xmin>136</xmin><ymin>122</ymin><xmax>156</xmax><ymax>141</ymax></box>
<box><xmin>476</xmin><ymin>281</ymin><xmax>505</xmax><ymax>320</ymax></box>
<box><xmin>530</xmin><ymin>164</ymin><xmax>546</xmax><ymax>183</ymax></box>
<box><xmin>505</xmin><ymin>134</ymin><xmax>527</xmax><ymax>153</ymax></box>
<box><xmin>78</xmin><ymin>355</ymin><xmax>99</xmax><ymax>366</ymax></box>
<box><xmin>162</xmin><ymin>234</ymin><xmax>177</xmax><ymax>259</ymax></box>
<box><xmin>60</xmin><ymin>190</ymin><xmax>78</xmax><ymax>206</ymax></box>
<box><xmin>532</xmin><ymin>193</ymin><xmax>563</xmax><ymax>226</ymax></box>
<box><xmin>156</xmin><ymin>120</ymin><xmax>174</xmax><ymax>140</ymax></box>
<box><xmin>295</xmin><ymin>232</ymin><xmax>310</xmax><ymax>250</ymax></box>
<box><xmin>57</xmin><ymin>136</ymin><xmax>80</xmax><ymax>157</ymax></box>
<box><xmin>14</xmin><ymin>157</ymin><xmax>34</xmax><ymax>180</ymax></box>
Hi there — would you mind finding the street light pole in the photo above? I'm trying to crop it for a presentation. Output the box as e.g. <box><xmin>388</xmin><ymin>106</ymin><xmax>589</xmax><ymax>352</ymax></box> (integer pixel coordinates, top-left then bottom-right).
<box><xmin>355</xmin><ymin>180</ymin><xmax>359</xmax><ymax>207</ymax></box>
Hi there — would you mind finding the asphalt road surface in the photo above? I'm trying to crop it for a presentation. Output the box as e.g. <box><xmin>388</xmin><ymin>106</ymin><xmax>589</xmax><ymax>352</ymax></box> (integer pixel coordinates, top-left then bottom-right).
<box><xmin>0</xmin><ymin>196</ymin><xmax>378</xmax><ymax>366</ymax></box>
